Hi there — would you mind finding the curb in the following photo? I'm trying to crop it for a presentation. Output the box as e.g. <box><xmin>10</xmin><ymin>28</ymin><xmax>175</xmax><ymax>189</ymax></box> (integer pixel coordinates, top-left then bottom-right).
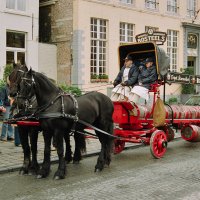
<box><xmin>0</xmin><ymin>136</ymin><xmax>182</xmax><ymax>175</ymax></box>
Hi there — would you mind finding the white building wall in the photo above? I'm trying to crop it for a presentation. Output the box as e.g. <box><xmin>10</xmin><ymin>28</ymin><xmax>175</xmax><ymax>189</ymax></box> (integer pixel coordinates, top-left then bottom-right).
<box><xmin>73</xmin><ymin>0</ymin><xmax>200</xmax><ymax>96</ymax></box>
<box><xmin>0</xmin><ymin>0</ymin><xmax>39</xmax><ymax>77</ymax></box>
<box><xmin>38</xmin><ymin>43</ymin><xmax>57</xmax><ymax>81</ymax></box>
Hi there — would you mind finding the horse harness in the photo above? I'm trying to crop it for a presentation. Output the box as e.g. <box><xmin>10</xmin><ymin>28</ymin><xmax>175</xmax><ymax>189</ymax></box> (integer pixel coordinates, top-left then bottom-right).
<box><xmin>11</xmin><ymin>74</ymin><xmax>120</xmax><ymax>139</ymax></box>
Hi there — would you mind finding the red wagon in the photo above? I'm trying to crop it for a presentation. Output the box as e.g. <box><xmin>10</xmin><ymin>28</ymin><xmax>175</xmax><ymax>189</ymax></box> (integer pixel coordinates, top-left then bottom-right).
<box><xmin>112</xmin><ymin>42</ymin><xmax>200</xmax><ymax>158</ymax></box>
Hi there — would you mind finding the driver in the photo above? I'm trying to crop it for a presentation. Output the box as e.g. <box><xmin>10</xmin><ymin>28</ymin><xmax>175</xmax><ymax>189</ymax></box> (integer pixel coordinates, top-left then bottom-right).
<box><xmin>129</xmin><ymin>57</ymin><xmax>157</xmax><ymax>103</ymax></box>
<box><xmin>111</xmin><ymin>55</ymin><xmax>138</xmax><ymax>101</ymax></box>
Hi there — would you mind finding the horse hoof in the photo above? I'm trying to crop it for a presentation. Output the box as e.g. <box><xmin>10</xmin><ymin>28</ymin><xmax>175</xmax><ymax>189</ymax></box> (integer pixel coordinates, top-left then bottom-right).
<box><xmin>54</xmin><ymin>176</ymin><xmax>61</xmax><ymax>180</ymax></box>
<box><xmin>19</xmin><ymin>170</ymin><xmax>27</xmax><ymax>175</ymax></box>
<box><xmin>94</xmin><ymin>168</ymin><xmax>101</xmax><ymax>172</ymax></box>
<box><xmin>36</xmin><ymin>174</ymin><xmax>43</xmax><ymax>179</ymax></box>
<box><xmin>73</xmin><ymin>161</ymin><xmax>80</xmax><ymax>164</ymax></box>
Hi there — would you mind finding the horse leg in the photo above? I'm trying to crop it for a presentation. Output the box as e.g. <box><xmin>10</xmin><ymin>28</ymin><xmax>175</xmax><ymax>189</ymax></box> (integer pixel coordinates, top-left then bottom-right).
<box><xmin>94</xmin><ymin>120</ymin><xmax>114</xmax><ymax>172</ymax></box>
<box><xmin>37</xmin><ymin>131</ymin><xmax>52</xmax><ymax>179</ymax></box>
<box><xmin>18</xmin><ymin>127</ymin><xmax>31</xmax><ymax>175</ymax></box>
<box><xmin>73</xmin><ymin>131</ymin><xmax>86</xmax><ymax>164</ymax></box>
<box><xmin>54</xmin><ymin>130</ymin><xmax>66</xmax><ymax>180</ymax></box>
<box><xmin>63</xmin><ymin>133</ymin><xmax>73</xmax><ymax>163</ymax></box>
<box><xmin>103</xmin><ymin>122</ymin><xmax>114</xmax><ymax>167</ymax></box>
<box><xmin>29</xmin><ymin>128</ymin><xmax>40</xmax><ymax>175</ymax></box>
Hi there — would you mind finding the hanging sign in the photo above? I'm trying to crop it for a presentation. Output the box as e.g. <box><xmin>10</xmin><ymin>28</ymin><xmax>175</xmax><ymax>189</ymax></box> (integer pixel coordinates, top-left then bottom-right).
<box><xmin>135</xmin><ymin>29</ymin><xmax>167</xmax><ymax>45</ymax></box>
<box><xmin>167</xmin><ymin>72</ymin><xmax>200</xmax><ymax>85</ymax></box>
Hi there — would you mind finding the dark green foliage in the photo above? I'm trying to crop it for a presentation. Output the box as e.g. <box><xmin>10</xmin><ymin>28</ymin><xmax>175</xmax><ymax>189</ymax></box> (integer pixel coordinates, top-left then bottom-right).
<box><xmin>91</xmin><ymin>74</ymin><xmax>109</xmax><ymax>79</ymax></box>
<box><xmin>59</xmin><ymin>84</ymin><xmax>82</xmax><ymax>97</ymax></box>
<box><xmin>168</xmin><ymin>97</ymin><xmax>178</xmax><ymax>104</ymax></box>
<box><xmin>98</xmin><ymin>74</ymin><xmax>109</xmax><ymax>79</ymax></box>
<box><xmin>0</xmin><ymin>80</ymin><xmax>6</xmax><ymax>90</ymax></box>
<box><xmin>3</xmin><ymin>64</ymin><xmax>13</xmax><ymax>82</ymax></box>
<box><xmin>181</xmin><ymin>68</ymin><xmax>195</xmax><ymax>94</ymax></box>
<box><xmin>91</xmin><ymin>74</ymin><xmax>99</xmax><ymax>79</ymax></box>
<box><xmin>0</xmin><ymin>64</ymin><xmax>13</xmax><ymax>90</ymax></box>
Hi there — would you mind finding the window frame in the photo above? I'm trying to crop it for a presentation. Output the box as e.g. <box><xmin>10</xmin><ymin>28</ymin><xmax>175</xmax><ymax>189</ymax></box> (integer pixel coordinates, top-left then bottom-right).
<box><xmin>167</xmin><ymin>29</ymin><xmax>178</xmax><ymax>72</ymax></box>
<box><xmin>145</xmin><ymin>0</ymin><xmax>158</xmax><ymax>10</ymax></box>
<box><xmin>6</xmin><ymin>30</ymin><xmax>26</xmax><ymax>65</ymax></box>
<box><xmin>6</xmin><ymin>0</ymin><xmax>27</xmax><ymax>12</ymax></box>
<box><xmin>119</xmin><ymin>0</ymin><xmax>134</xmax><ymax>5</ymax></box>
<box><xmin>187</xmin><ymin>0</ymin><xmax>196</xmax><ymax>17</ymax></box>
<box><xmin>120</xmin><ymin>22</ymin><xmax>134</xmax><ymax>44</ymax></box>
<box><xmin>167</xmin><ymin>0</ymin><xmax>179</xmax><ymax>14</ymax></box>
<box><xmin>90</xmin><ymin>18</ymin><xmax>107</xmax><ymax>78</ymax></box>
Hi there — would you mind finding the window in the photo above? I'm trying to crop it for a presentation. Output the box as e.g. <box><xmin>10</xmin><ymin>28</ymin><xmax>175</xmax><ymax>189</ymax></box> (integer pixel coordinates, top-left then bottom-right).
<box><xmin>119</xmin><ymin>0</ymin><xmax>133</xmax><ymax>5</ymax></box>
<box><xmin>145</xmin><ymin>0</ymin><xmax>158</xmax><ymax>10</ymax></box>
<box><xmin>90</xmin><ymin>18</ymin><xmax>107</xmax><ymax>77</ymax></box>
<box><xmin>187</xmin><ymin>0</ymin><xmax>196</xmax><ymax>17</ymax></box>
<box><xmin>6</xmin><ymin>31</ymin><xmax>26</xmax><ymax>64</ymax></box>
<box><xmin>167</xmin><ymin>30</ymin><xmax>178</xmax><ymax>72</ymax></box>
<box><xmin>6</xmin><ymin>0</ymin><xmax>26</xmax><ymax>11</ymax></box>
<box><xmin>145</xmin><ymin>26</ymin><xmax>159</xmax><ymax>32</ymax></box>
<box><xmin>120</xmin><ymin>22</ymin><xmax>134</xmax><ymax>43</ymax></box>
<box><xmin>167</xmin><ymin>0</ymin><xmax>178</xmax><ymax>13</ymax></box>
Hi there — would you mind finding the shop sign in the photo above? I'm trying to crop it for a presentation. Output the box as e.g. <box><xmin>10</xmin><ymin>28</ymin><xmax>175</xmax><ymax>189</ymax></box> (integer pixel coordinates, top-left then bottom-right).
<box><xmin>167</xmin><ymin>72</ymin><xmax>200</xmax><ymax>84</ymax></box>
<box><xmin>187</xmin><ymin>33</ymin><xmax>198</xmax><ymax>49</ymax></box>
<box><xmin>135</xmin><ymin>29</ymin><xmax>167</xmax><ymax>45</ymax></box>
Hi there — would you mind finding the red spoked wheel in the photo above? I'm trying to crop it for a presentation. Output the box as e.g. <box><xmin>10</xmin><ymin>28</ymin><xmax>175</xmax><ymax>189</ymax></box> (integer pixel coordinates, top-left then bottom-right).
<box><xmin>150</xmin><ymin>130</ymin><xmax>167</xmax><ymax>159</ymax></box>
<box><xmin>114</xmin><ymin>139</ymin><xmax>125</xmax><ymax>154</ymax></box>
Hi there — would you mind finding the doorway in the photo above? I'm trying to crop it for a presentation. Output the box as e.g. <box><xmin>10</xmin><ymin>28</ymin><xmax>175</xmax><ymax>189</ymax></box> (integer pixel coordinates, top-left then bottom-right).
<box><xmin>187</xmin><ymin>56</ymin><xmax>196</xmax><ymax>74</ymax></box>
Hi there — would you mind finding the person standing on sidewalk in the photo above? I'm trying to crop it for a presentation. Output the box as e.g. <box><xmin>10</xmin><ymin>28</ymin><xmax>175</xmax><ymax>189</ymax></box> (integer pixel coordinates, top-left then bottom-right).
<box><xmin>9</xmin><ymin>97</ymin><xmax>21</xmax><ymax>146</ymax></box>
<box><xmin>0</xmin><ymin>84</ymin><xmax>14</xmax><ymax>141</ymax></box>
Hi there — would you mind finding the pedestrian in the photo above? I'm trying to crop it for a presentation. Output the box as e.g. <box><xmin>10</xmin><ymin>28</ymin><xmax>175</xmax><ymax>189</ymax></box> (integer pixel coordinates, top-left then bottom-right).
<box><xmin>111</xmin><ymin>55</ymin><xmax>139</xmax><ymax>101</ymax></box>
<box><xmin>9</xmin><ymin>96</ymin><xmax>21</xmax><ymax>147</ymax></box>
<box><xmin>129</xmin><ymin>57</ymin><xmax>157</xmax><ymax>103</ymax></box>
<box><xmin>0</xmin><ymin>84</ymin><xmax>14</xmax><ymax>141</ymax></box>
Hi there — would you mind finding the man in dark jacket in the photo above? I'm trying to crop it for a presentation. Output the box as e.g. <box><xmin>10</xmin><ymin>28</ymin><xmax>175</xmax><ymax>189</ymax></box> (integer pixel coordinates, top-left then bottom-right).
<box><xmin>0</xmin><ymin>85</ymin><xmax>14</xmax><ymax>141</ymax></box>
<box><xmin>111</xmin><ymin>55</ymin><xmax>139</xmax><ymax>101</ymax></box>
<box><xmin>129</xmin><ymin>57</ymin><xmax>157</xmax><ymax>103</ymax></box>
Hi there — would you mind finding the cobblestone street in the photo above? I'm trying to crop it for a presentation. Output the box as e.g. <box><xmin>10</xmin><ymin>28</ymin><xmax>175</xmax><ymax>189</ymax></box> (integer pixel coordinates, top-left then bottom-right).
<box><xmin>1</xmin><ymin>138</ymin><xmax>200</xmax><ymax>200</ymax></box>
<box><xmin>0</xmin><ymin>132</ymin><xmax>102</xmax><ymax>174</ymax></box>
<box><xmin>0</xmin><ymin>130</ymin><xmax>181</xmax><ymax>174</ymax></box>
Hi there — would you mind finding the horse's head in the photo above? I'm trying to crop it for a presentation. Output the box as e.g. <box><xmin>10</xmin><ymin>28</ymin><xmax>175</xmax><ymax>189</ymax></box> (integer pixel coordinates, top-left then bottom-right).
<box><xmin>19</xmin><ymin>68</ymin><xmax>36</xmax><ymax>101</ymax></box>
<box><xmin>8</xmin><ymin>63</ymin><xmax>28</xmax><ymax>97</ymax></box>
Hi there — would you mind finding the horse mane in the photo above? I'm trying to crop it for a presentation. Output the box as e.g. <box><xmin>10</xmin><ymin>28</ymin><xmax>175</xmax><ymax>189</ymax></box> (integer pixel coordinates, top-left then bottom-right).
<box><xmin>33</xmin><ymin>70</ymin><xmax>59</xmax><ymax>92</ymax></box>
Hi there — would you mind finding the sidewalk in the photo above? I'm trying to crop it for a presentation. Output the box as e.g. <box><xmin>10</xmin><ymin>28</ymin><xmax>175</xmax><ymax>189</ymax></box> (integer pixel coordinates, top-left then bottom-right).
<box><xmin>0</xmin><ymin>130</ymin><xmax>181</xmax><ymax>174</ymax></box>
<box><xmin>0</xmin><ymin>133</ymin><xmax>102</xmax><ymax>174</ymax></box>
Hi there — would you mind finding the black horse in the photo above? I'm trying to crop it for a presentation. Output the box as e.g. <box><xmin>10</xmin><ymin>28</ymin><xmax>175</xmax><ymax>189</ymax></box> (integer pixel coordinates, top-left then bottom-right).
<box><xmin>8</xmin><ymin>65</ymin><xmax>76</xmax><ymax>176</ymax></box>
<box><xmin>8</xmin><ymin>64</ymin><xmax>41</xmax><ymax>175</ymax></box>
<box><xmin>10</xmin><ymin>95</ymin><xmax>41</xmax><ymax>174</ymax></box>
<box><xmin>18</xmin><ymin>69</ymin><xmax>114</xmax><ymax>179</ymax></box>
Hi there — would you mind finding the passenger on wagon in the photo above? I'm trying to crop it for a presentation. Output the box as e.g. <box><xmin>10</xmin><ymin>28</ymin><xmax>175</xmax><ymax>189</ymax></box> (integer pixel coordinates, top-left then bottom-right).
<box><xmin>129</xmin><ymin>57</ymin><xmax>157</xmax><ymax>104</ymax></box>
<box><xmin>111</xmin><ymin>55</ymin><xmax>139</xmax><ymax>101</ymax></box>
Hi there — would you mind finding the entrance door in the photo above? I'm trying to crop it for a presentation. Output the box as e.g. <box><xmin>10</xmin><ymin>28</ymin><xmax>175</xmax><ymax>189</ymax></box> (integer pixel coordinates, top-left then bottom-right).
<box><xmin>187</xmin><ymin>56</ymin><xmax>196</xmax><ymax>74</ymax></box>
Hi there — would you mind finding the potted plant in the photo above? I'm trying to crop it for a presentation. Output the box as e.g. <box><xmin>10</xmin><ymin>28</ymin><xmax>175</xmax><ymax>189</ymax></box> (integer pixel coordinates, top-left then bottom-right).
<box><xmin>99</xmin><ymin>74</ymin><xmax>109</xmax><ymax>82</ymax></box>
<box><xmin>91</xmin><ymin>74</ymin><xmax>109</xmax><ymax>83</ymax></box>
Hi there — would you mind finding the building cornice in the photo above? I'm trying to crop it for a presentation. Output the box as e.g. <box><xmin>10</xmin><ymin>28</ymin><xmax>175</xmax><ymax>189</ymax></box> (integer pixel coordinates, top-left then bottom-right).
<box><xmin>39</xmin><ymin>0</ymin><xmax>58</xmax><ymax>7</ymax></box>
<box><xmin>182</xmin><ymin>22</ymin><xmax>200</xmax><ymax>29</ymax></box>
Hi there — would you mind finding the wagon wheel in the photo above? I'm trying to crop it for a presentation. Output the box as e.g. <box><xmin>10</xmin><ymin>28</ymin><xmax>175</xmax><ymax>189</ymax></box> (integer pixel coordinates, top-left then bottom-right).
<box><xmin>150</xmin><ymin>130</ymin><xmax>167</xmax><ymax>159</ymax></box>
<box><xmin>114</xmin><ymin>139</ymin><xmax>125</xmax><ymax>154</ymax></box>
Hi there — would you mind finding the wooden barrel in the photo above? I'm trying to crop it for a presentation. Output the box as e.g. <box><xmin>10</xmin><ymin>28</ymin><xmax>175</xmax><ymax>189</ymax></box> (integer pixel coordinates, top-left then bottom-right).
<box><xmin>181</xmin><ymin>125</ymin><xmax>200</xmax><ymax>142</ymax></box>
<box><xmin>165</xmin><ymin>105</ymin><xmax>200</xmax><ymax>119</ymax></box>
<box><xmin>129</xmin><ymin>104</ymin><xmax>151</xmax><ymax>118</ymax></box>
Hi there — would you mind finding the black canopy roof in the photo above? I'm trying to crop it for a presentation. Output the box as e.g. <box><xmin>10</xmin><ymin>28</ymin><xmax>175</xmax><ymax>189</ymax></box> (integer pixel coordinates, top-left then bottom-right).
<box><xmin>118</xmin><ymin>42</ymin><xmax>170</xmax><ymax>80</ymax></box>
